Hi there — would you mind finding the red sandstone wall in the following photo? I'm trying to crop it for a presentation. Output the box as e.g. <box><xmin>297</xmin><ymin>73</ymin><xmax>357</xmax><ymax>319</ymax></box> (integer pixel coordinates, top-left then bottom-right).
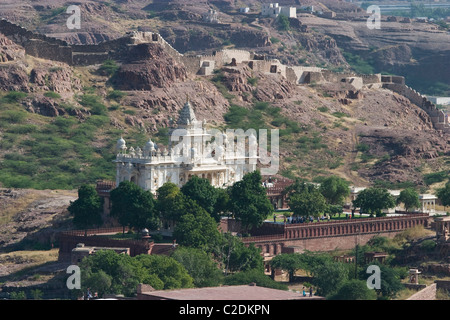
<box><xmin>243</xmin><ymin>214</ymin><xmax>431</xmax><ymax>255</ymax></box>
<box><xmin>252</xmin><ymin>231</ymin><xmax>401</xmax><ymax>255</ymax></box>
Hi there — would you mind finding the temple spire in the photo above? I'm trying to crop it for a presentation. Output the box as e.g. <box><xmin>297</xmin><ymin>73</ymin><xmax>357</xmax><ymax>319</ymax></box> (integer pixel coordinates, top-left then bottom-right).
<box><xmin>177</xmin><ymin>96</ymin><xmax>197</xmax><ymax>127</ymax></box>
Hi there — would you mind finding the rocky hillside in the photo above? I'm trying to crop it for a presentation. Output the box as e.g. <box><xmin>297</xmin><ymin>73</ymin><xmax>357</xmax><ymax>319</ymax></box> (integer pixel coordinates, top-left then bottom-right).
<box><xmin>0</xmin><ymin>27</ymin><xmax>448</xmax><ymax>193</ymax></box>
<box><xmin>1</xmin><ymin>0</ymin><xmax>449</xmax><ymax>97</ymax></box>
<box><xmin>0</xmin><ymin>188</ymin><xmax>76</xmax><ymax>251</ymax></box>
<box><xmin>0</xmin><ymin>0</ymin><xmax>448</xmax><ymax>192</ymax></box>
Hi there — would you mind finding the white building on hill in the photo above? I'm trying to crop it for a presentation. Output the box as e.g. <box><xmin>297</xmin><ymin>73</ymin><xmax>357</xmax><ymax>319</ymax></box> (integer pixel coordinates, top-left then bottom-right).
<box><xmin>261</xmin><ymin>3</ymin><xmax>296</xmax><ymax>18</ymax></box>
<box><xmin>114</xmin><ymin>100</ymin><xmax>258</xmax><ymax>194</ymax></box>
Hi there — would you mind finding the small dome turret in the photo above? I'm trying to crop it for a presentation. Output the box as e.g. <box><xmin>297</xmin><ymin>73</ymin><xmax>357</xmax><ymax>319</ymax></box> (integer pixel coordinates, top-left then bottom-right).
<box><xmin>144</xmin><ymin>138</ymin><xmax>155</xmax><ymax>151</ymax></box>
<box><xmin>117</xmin><ymin>136</ymin><xmax>127</xmax><ymax>152</ymax></box>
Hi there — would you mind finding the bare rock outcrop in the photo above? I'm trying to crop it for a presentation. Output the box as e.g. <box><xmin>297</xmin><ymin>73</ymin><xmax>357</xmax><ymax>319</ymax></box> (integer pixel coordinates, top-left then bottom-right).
<box><xmin>0</xmin><ymin>32</ymin><xmax>25</xmax><ymax>62</ymax></box>
<box><xmin>30</xmin><ymin>66</ymin><xmax>82</xmax><ymax>93</ymax></box>
<box><xmin>253</xmin><ymin>72</ymin><xmax>296</xmax><ymax>101</ymax></box>
<box><xmin>0</xmin><ymin>188</ymin><xmax>76</xmax><ymax>250</ymax></box>
<box><xmin>357</xmin><ymin>127</ymin><xmax>448</xmax><ymax>184</ymax></box>
<box><xmin>25</xmin><ymin>97</ymin><xmax>65</xmax><ymax>117</ymax></box>
<box><xmin>0</xmin><ymin>65</ymin><xmax>29</xmax><ymax>92</ymax></box>
<box><xmin>113</xmin><ymin>43</ymin><xmax>187</xmax><ymax>90</ymax></box>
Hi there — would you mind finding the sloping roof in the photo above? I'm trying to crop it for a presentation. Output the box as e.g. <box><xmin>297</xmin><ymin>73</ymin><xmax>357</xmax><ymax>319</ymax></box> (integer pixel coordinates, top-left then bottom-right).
<box><xmin>137</xmin><ymin>284</ymin><xmax>324</xmax><ymax>300</ymax></box>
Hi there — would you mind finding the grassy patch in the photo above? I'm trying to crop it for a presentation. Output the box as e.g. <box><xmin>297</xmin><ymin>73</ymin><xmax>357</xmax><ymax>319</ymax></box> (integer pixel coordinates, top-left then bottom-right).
<box><xmin>78</xmin><ymin>94</ymin><xmax>108</xmax><ymax>116</ymax></box>
<box><xmin>2</xmin><ymin>91</ymin><xmax>27</xmax><ymax>103</ymax></box>
<box><xmin>423</xmin><ymin>170</ymin><xmax>449</xmax><ymax>186</ymax></box>
<box><xmin>107</xmin><ymin>90</ymin><xmax>126</xmax><ymax>102</ymax></box>
<box><xmin>331</xmin><ymin>111</ymin><xmax>347</xmax><ymax>118</ymax></box>
<box><xmin>341</xmin><ymin>50</ymin><xmax>375</xmax><ymax>75</ymax></box>
<box><xmin>211</xmin><ymin>71</ymin><xmax>235</xmax><ymax>102</ymax></box>
<box><xmin>44</xmin><ymin>91</ymin><xmax>61</xmax><ymax>99</ymax></box>
<box><xmin>98</xmin><ymin>59</ymin><xmax>119</xmax><ymax>77</ymax></box>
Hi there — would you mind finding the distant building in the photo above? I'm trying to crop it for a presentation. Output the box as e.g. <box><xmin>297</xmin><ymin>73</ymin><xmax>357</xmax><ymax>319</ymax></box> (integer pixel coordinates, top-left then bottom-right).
<box><xmin>322</xmin><ymin>11</ymin><xmax>336</xmax><ymax>19</ymax></box>
<box><xmin>298</xmin><ymin>5</ymin><xmax>315</xmax><ymax>14</ymax></box>
<box><xmin>240</xmin><ymin>7</ymin><xmax>250</xmax><ymax>13</ymax></box>
<box><xmin>419</xmin><ymin>194</ymin><xmax>437</xmax><ymax>214</ymax></box>
<box><xmin>203</xmin><ymin>9</ymin><xmax>220</xmax><ymax>23</ymax></box>
<box><xmin>427</xmin><ymin>96</ymin><xmax>450</xmax><ymax>106</ymax></box>
<box><xmin>261</xmin><ymin>3</ymin><xmax>296</xmax><ymax>18</ymax></box>
<box><xmin>349</xmin><ymin>187</ymin><xmax>438</xmax><ymax>214</ymax></box>
<box><xmin>115</xmin><ymin>100</ymin><xmax>258</xmax><ymax>195</ymax></box>
<box><xmin>71</xmin><ymin>243</ymin><xmax>130</xmax><ymax>264</ymax></box>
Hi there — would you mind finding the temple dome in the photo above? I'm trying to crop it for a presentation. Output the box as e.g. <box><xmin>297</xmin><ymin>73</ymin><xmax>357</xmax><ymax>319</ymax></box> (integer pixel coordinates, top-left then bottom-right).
<box><xmin>117</xmin><ymin>136</ymin><xmax>126</xmax><ymax>150</ymax></box>
<box><xmin>144</xmin><ymin>138</ymin><xmax>155</xmax><ymax>151</ymax></box>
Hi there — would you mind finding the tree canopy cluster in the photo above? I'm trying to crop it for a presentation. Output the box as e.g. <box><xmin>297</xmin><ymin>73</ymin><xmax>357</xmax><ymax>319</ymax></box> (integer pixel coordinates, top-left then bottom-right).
<box><xmin>70</xmin><ymin>171</ymin><xmax>282</xmax><ymax>297</ymax></box>
<box><xmin>270</xmin><ymin>237</ymin><xmax>409</xmax><ymax>300</ymax></box>
<box><xmin>352</xmin><ymin>187</ymin><xmax>396</xmax><ymax>217</ymax></box>
<box><xmin>286</xmin><ymin>176</ymin><xmax>350</xmax><ymax>218</ymax></box>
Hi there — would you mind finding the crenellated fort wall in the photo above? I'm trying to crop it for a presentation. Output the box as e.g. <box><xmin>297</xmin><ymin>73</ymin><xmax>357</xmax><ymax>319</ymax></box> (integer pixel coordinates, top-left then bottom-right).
<box><xmin>382</xmin><ymin>81</ymin><xmax>450</xmax><ymax>133</ymax></box>
<box><xmin>0</xmin><ymin>18</ymin><xmax>448</xmax><ymax>133</ymax></box>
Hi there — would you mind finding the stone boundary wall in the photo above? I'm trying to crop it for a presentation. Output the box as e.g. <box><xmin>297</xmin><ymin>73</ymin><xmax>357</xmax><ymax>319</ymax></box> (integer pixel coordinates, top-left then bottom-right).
<box><xmin>0</xmin><ymin>19</ymin><xmax>73</xmax><ymax>64</ymax></box>
<box><xmin>288</xmin><ymin>66</ymin><xmax>323</xmax><ymax>83</ymax></box>
<box><xmin>57</xmin><ymin>228</ymin><xmax>154</xmax><ymax>261</ymax></box>
<box><xmin>0</xmin><ymin>19</ymin><xmax>68</xmax><ymax>47</ymax></box>
<box><xmin>382</xmin><ymin>81</ymin><xmax>450</xmax><ymax>133</ymax></box>
<box><xmin>249</xmin><ymin>232</ymin><xmax>401</xmax><ymax>255</ymax></box>
<box><xmin>320</xmin><ymin>70</ymin><xmax>382</xmax><ymax>85</ymax></box>
<box><xmin>2</xmin><ymin>18</ymin><xmax>449</xmax><ymax>134</ymax></box>
<box><xmin>242</xmin><ymin>214</ymin><xmax>430</xmax><ymax>255</ymax></box>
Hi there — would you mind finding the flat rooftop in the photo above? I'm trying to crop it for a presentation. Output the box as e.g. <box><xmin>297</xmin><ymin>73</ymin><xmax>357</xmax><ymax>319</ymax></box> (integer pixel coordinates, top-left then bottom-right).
<box><xmin>137</xmin><ymin>284</ymin><xmax>324</xmax><ymax>300</ymax></box>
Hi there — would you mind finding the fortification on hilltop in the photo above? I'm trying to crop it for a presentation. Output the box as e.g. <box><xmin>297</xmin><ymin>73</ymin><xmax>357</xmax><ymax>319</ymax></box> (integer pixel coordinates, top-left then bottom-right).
<box><xmin>0</xmin><ymin>19</ymin><xmax>448</xmax><ymax>133</ymax></box>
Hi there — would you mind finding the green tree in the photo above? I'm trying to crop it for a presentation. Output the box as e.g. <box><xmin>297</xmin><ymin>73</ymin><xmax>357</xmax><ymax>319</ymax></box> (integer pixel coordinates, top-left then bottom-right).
<box><xmin>68</xmin><ymin>184</ymin><xmax>103</xmax><ymax>230</ymax></box>
<box><xmin>270</xmin><ymin>253</ymin><xmax>303</xmax><ymax>282</ymax></box>
<box><xmin>9</xmin><ymin>291</ymin><xmax>27</xmax><ymax>300</ymax></box>
<box><xmin>171</xmin><ymin>247</ymin><xmax>223</xmax><ymax>287</ymax></box>
<box><xmin>311</xmin><ymin>260</ymin><xmax>350</xmax><ymax>297</ymax></box>
<box><xmin>214</xmin><ymin>232</ymin><xmax>264</xmax><ymax>274</ymax></box>
<box><xmin>83</xmin><ymin>269</ymin><xmax>113</xmax><ymax>297</ymax></box>
<box><xmin>181</xmin><ymin>176</ymin><xmax>221</xmax><ymax>222</ymax></box>
<box><xmin>228</xmin><ymin>171</ymin><xmax>273</xmax><ymax>231</ymax></box>
<box><xmin>80</xmin><ymin>250</ymin><xmax>141</xmax><ymax>297</ymax></box>
<box><xmin>156</xmin><ymin>182</ymin><xmax>186</xmax><ymax>226</ymax></box>
<box><xmin>214</xmin><ymin>187</ymin><xmax>231</xmax><ymax>218</ymax></box>
<box><xmin>397</xmin><ymin>188</ymin><xmax>420</xmax><ymax>212</ymax></box>
<box><xmin>329</xmin><ymin>279</ymin><xmax>377</xmax><ymax>300</ymax></box>
<box><xmin>288</xmin><ymin>183</ymin><xmax>329</xmax><ymax>218</ymax></box>
<box><xmin>135</xmin><ymin>254</ymin><xmax>194</xmax><ymax>290</ymax></box>
<box><xmin>110</xmin><ymin>181</ymin><xmax>159</xmax><ymax>232</ymax></box>
<box><xmin>360</xmin><ymin>262</ymin><xmax>406</xmax><ymax>299</ymax></box>
<box><xmin>352</xmin><ymin>187</ymin><xmax>396</xmax><ymax>217</ymax></box>
<box><xmin>276</xmin><ymin>14</ymin><xmax>290</xmax><ymax>31</ymax></box>
<box><xmin>80</xmin><ymin>250</ymin><xmax>194</xmax><ymax>296</ymax></box>
<box><xmin>30</xmin><ymin>289</ymin><xmax>43</xmax><ymax>300</ymax></box>
<box><xmin>319</xmin><ymin>176</ymin><xmax>350</xmax><ymax>205</ymax></box>
<box><xmin>437</xmin><ymin>181</ymin><xmax>450</xmax><ymax>209</ymax></box>
<box><xmin>173</xmin><ymin>204</ymin><xmax>221</xmax><ymax>250</ymax></box>
<box><xmin>296</xmin><ymin>251</ymin><xmax>334</xmax><ymax>276</ymax></box>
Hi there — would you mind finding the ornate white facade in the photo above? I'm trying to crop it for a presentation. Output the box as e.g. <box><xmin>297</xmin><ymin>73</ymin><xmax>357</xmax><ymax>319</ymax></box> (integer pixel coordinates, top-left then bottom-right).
<box><xmin>115</xmin><ymin>100</ymin><xmax>258</xmax><ymax>194</ymax></box>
